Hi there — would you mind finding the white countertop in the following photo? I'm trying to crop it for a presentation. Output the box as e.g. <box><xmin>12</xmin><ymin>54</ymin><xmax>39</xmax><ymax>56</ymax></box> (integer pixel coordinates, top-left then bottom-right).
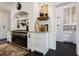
<box><xmin>28</xmin><ymin>31</ymin><xmax>50</xmax><ymax>33</ymax></box>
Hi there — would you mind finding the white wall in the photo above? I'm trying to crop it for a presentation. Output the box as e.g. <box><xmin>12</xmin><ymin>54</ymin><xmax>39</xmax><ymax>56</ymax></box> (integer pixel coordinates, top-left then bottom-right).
<box><xmin>11</xmin><ymin>2</ymin><xmax>34</xmax><ymax>31</ymax></box>
<box><xmin>63</xmin><ymin>31</ymin><xmax>76</xmax><ymax>43</ymax></box>
<box><xmin>0</xmin><ymin>10</ymin><xmax>10</xmax><ymax>40</ymax></box>
<box><xmin>56</xmin><ymin>6</ymin><xmax>64</xmax><ymax>42</ymax></box>
<box><xmin>48</xmin><ymin>3</ymin><xmax>56</xmax><ymax>50</ymax></box>
<box><xmin>56</xmin><ymin>3</ymin><xmax>77</xmax><ymax>43</ymax></box>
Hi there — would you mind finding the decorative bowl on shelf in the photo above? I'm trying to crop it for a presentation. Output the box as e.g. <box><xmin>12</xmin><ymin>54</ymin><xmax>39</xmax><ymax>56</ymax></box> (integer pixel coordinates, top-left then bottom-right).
<box><xmin>37</xmin><ymin>13</ymin><xmax>49</xmax><ymax>20</ymax></box>
<box><xmin>37</xmin><ymin>16</ymin><xmax>49</xmax><ymax>20</ymax></box>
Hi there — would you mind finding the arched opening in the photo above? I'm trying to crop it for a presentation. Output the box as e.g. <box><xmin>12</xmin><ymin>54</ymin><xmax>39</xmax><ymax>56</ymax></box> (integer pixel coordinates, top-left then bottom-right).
<box><xmin>14</xmin><ymin>11</ymin><xmax>28</xmax><ymax>30</ymax></box>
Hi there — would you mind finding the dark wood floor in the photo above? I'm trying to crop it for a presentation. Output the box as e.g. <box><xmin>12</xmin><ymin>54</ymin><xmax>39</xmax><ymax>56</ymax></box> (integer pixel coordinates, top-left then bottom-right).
<box><xmin>56</xmin><ymin>42</ymin><xmax>77</xmax><ymax>56</ymax></box>
<box><xmin>0</xmin><ymin>40</ymin><xmax>77</xmax><ymax>56</ymax></box>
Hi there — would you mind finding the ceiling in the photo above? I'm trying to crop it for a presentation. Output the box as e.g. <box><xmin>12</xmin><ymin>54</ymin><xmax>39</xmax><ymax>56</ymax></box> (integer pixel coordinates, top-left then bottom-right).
<box><xmin>54</xmin><ymin>2</ymin><xmax>76</xmax><ymax>7</ymax></box>
<box><xmin>0</xmin><ymin>2</ymin><xmax>73</xmax><ymax>12</ymax></box>
<box><xmin>0</xmin><ymin>2</ymin><xmax>14</xmax><ymax>12</ymax></box>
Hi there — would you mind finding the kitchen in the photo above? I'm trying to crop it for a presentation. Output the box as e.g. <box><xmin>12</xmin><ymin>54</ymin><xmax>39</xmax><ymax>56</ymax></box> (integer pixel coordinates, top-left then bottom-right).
<box><xmin>7</xmin><ymin>2</ymin><xmax>53</xmax><ymax>55</ymax></box>
<box><xmin>0</xmin><ymin>2</ymin><xmax>78</xmax><ymax>56</ymax></box>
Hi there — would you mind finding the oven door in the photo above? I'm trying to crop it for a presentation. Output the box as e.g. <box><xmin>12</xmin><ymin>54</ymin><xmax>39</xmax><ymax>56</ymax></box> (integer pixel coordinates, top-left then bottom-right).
<box><xmin>12</xmin><ymin>33</ymin><xmax>27</xmax><ymax>48</ymax></box>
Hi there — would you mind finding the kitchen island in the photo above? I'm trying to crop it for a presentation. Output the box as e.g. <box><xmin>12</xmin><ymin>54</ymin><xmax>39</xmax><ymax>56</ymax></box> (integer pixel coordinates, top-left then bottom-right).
<box><xmin>27</xmin><ymin>31</ymin><xmax>50</xmax><ymax>55</ymax></box>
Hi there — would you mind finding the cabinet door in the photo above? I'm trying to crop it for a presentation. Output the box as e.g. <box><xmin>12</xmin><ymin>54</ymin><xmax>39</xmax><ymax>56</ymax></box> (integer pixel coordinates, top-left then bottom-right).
<box><xmin>33</xmin><ymin>43</ymin><xmax>45</xmax><ymax>52</ymax></box>
<box><xmin>32</xmin><ymin>33</ymin><xmax>49</xmax><ymax>54</ymax></box>
<box><xmin>27</xmin><ymin>33</ymin><xmax>36</xmax><ymax>50</ymax></box>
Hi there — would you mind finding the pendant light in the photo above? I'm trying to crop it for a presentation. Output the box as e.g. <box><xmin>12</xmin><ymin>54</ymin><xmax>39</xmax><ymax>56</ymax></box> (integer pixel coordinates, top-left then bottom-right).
<box><xmin>16</xmin><ymin>2</ymin><xmax>22</xmax><ymax>10</ymax></box>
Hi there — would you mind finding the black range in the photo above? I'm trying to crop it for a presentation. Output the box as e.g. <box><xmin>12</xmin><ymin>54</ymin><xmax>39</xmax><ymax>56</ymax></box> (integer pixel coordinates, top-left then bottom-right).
<box><xmin>11</xmin><ymin>30</ymin><xmax>27</xmax><ymax>48</ymax></box>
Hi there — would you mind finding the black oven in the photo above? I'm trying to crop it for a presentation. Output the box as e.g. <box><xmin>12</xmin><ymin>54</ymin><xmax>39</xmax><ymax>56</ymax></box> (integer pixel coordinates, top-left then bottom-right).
<box><xmin>12</xmin><ymin>30</ymin><xmax>27</xmax><ymax>48</ymax></box>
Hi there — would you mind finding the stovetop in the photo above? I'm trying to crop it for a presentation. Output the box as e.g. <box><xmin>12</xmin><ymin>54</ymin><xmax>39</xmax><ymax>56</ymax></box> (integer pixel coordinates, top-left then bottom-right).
<box><xmin>12</xmin><ymin>30</ymin><xmax>27</xmax><ymax>34</ymax></box>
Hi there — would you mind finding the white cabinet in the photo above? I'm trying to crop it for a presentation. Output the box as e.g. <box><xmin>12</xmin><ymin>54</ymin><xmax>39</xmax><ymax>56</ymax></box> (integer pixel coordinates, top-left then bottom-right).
<box><xmin>27</xmin><ymin>32</ymin><xmax>49</xmax><ymax>55</ymax></box>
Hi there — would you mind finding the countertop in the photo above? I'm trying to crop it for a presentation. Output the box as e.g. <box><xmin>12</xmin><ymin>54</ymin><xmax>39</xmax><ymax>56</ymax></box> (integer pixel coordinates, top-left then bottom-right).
<box><xmin>11</xmin><ymin>30</ymin><xmax>50</xmax><ymax>33</ymax></box>
<box><xmin>28</xmin><ymin>31</ymin><xmax>50</xmax><ymax>33</ymax></box>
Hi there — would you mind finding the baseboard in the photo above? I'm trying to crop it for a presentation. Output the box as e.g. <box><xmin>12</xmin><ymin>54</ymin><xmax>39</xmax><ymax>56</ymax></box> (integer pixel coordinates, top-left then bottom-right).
<box><xmin>56</xmin><ymin>41</ymin><xmax>76</xmax><ymax>45</ymax></box>
<box><xmin>0</xmin><ymin>38</ymin><xmax>7</xmax><ymax>41</ymax></box>
<box><xmin>63</xmin><ymin>42</ymin><xmax>76</xmax><ymax>45</ymax></box>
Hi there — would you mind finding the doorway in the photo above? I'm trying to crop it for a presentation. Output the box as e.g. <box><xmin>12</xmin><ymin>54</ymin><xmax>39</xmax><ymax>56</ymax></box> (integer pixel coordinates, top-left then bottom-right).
<box><xmin>56</xmin><ymin>3</ymin><xmax>77</xmax><ymax>56</ymax></box>
<box><xmin>0</xmin><ymin>10</ymin><xmax>10</xmax><ymax>41</ymax></box>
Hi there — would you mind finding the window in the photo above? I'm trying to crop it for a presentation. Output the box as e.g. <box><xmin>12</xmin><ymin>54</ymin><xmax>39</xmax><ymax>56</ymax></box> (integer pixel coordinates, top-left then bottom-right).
<box><xmin>63</xmin><ymin>6</ymin><xmax>76</xmax><ymax>31</ymax></box>
<box><xmin>64</xmin><ymin>6</ymin><xmax>76</xmax><ymax>25</ymax></box>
